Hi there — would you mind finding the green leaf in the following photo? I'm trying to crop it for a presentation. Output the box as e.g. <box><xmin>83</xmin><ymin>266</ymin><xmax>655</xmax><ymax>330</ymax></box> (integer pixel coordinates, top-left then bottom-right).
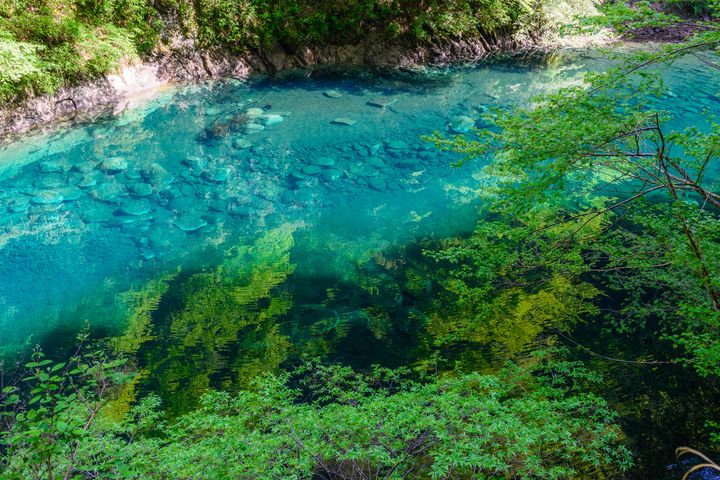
<box><xmin>51</xmin><ymin>362</ymin><xmax>66</xmax><ymax>372</ymax></box>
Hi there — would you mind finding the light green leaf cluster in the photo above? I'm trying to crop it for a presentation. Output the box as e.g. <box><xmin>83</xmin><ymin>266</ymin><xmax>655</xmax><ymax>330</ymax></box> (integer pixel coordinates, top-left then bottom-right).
<box><xmin>0</xmin><ymin>32</ymin><xmax>42</xmax><ymax>83</ymax></box>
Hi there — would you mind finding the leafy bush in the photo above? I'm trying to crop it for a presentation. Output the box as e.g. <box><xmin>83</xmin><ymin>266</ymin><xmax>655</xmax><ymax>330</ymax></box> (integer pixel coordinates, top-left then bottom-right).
<box><xmin>191</xmin><ymin>0</ymin><xmax>538</xmax><ymax>52</ymax></box>
<box><xmin>0</xmin><ymin>353</ymin><xmax>632</xmax><ymax>479</ymax></box>
<box><xmin>0</xmin><ymin>31</ymin><xmax>44</xmax><ymax>99</ymax></box>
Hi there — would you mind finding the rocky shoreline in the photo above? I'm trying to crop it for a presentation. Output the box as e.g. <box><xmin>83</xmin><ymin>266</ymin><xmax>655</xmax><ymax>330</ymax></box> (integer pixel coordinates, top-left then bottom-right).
<box><xmin>0</xmin><ymin>31</ymin><xmax>614</xmax><ymax>142</ymax></box>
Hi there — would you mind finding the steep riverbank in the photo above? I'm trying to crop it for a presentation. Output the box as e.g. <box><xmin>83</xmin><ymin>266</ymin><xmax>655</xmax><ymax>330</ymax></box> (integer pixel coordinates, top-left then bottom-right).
<box><xmin>0</xmin><ymin>0</ymin><xmax>613</xmax><ymax>140</ymax></box>
<box><xmin>0</xmin><ymin>38</ymin><xmax>501</xmax><ymax>139</ymax></box>
<box><xmin>0</xmin><ymin>33</ymin><xmax>617</xmax><ymax>141</ymax></box>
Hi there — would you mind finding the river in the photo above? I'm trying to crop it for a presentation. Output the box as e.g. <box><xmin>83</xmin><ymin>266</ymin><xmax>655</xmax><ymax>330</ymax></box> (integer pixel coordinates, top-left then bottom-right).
<box><xmin>0</xmin><ymin>48</ymin><xmax>718</xmax><ymax>479</ymax></box>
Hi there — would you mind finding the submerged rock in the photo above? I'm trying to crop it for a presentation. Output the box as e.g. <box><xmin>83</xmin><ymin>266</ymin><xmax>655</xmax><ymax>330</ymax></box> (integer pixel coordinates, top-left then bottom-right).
<box><xmin>367</xmin><ymin>178</ymin><xmax>387</xmax><ymax>191</ymax></box>
<box><xmin>38</xmin><ymin>160</ymin><xmax>66</xmax><ymax>173</ymax></box>
<box><xmin>449</xmin><ymin>115</ymin><xmax>475</xmax><ymax>133</ymax></box>
<box><xmin>349</xmin><ymin>163</ymin><xmax>377</xmax><ymax>177</ymax></box>
<box><xmin>139</xmin><ymin>249</ymin><xmax>156</xmax><ymax>260</ymax></box>
<box><xmin>72</xmin><ymin>161</ymin><xmax>96</xmax><ymax>174</ymax></box>
<box><xmin>366</xmin><ymin>156</ymin><xmax>386</xmax><ymax>168</ymax></box>
<box><xmin>101</xmin><ymin>157</ymin><xmax>129</xmax><ymax>173</ymax></box>
<box><xmin>228</xmin><ymin>204</ymin><xmax>251</xmax><ymax>217</ymax></box>
<box><xmin>290</xmin><ymin>169</ymin><xmax>310</xmax><ymax>181</ymax></box>
<box><xmin>31</xmin><ymin>190</ymin><xmax>64</xmax><ymax>205</ymax></box>
<box><xmin>124</xmin><ymin>168</ymin><xmax>142</xmax><ymax>181</ymax></box>
<box><xmin>322</xmin><ymin>169</ymin><xmax>344</xmax><ymax>181</ymax></box>
<box><xmin>120</xmin><ymin>199</ymin><xmax>152</xmax><ymax>216</ymax></box>
<box><xmin>77</xmin><ymin>174</ymin><xmax>101</xmax><ymax>189</ymax></box>
<box><xmin>386</xmin><ymin>140</ymin><xmax>410</xmax><ymax>150</ymax></box>
<box><xmin>174</xmin><ymin>215</ymin><xmax>207</xmax><ymax>232</ymax></box>
<box><xmin>302</xmin><ymin>165</ymin><xmax>322</xmax><ymax>176</ymax></box>
<box><xmin>110</xmin><ymin>213</ymin><xmax>153</xmax><ymax>227</ymax></box>
<box><xmin>324</xmin><ymin>90</ymin><xmax>343</xmax><ymax>98</ymax></box>
<box><xmin>245</xmin><ymin>123</ymin><xmax>265</xmax><ymax>134</ymax></box>
<box><xmin>311</xmin><ymin>157</ymin><xmax>335</xmax><ymax>167</ymax></box>
<box><xmin>246</xmin><ymin>108</ymin><xmax>264</xmax><ymax>117</ymax></box>
<box><xmin>233</xmin><ymin>139</ymin><xmax>253</xmax><ymax>150</ymax></box>
<box><xmin>146</xmin><ymin>164</ymin><xmax>174</xmax><ymax>187</ymax></box>
<box><xmin>169</xmin><ymin>196</ymin><xmax>196</xmax><ymax>212</ymax></box>
<box><xmin>257</xmin><ymin>114</ymin><xmax>284</xmax><ymax>126</ymax></box>
<box><xmin>203</xmin><ymin>167</ymin><xmax>229</xmax><ymax>183</ymax></box>
<box><xmin>332</xmin><ymin>118</ymin><xmax>357</xmax><ymax>126</ymax></box>
<box><xmin>209</xmin><ymin>199</ymin><xmax>228</xmax><ymax>212</ymax></box>
<box><xmin>129</xmin><ymin>182</ymin><xmax>153</xmax><ymax>197</ymax></box>
<box><xmin>92</xmin><ymin>182</ymin><xmax>125</xmax><ymax>203</ymax></box>
<box><xmin>7</xmin><ymin>196</ymin><xmax>30</xmax><ymax>213</ymax></box>
<box><xmin>183</xmin><ymin>156</ymin><xmax>208</xmax><ymax>170</ymax></box>
<box><xmin>31</xmin><ymin>203</ymin><xmax>63</xmax><ymax>213</ymax></box>
<box><xmin>34</xmin><ymin>176</ymin><xmax>65</xmax><ymax>190</ymax></box>
<box><xmin>58</xmin><ymin>186</ymin><xmax>83</xmax><ymax>202</ymax></box>
<box><xmin>147</xmin><ymin>226</ymin><xmax>186</xmax><ymax>249</ymax></box>
<box><xmin>396</xmin><ymin>158</ymin><xmax>420</xmax><ymax>169</ymax></box>
<box><xmin>367</xmin><ymin>98</ymin><xmax>397</xmax><ymax>108</ymax></box>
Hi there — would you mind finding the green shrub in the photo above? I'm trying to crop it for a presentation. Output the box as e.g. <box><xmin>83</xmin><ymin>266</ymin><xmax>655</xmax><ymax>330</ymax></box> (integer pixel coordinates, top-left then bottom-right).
<box><xmin>191</xmin><ymin>0</ymin><xmax>537</xmax><ymax>51</ymax></box>
<box><xmin>0</xmin><ymin>30</ymin><xmax>44</xmax><ymax>100</ymax></box>
<box><xmin>0</xmin><ymin>355</ymin><xmax>632</xmax><ymax>479</ymax></box>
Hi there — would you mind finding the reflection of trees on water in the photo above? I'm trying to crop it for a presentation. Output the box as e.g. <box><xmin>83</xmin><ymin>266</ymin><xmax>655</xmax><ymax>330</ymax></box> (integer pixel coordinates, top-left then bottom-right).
<box><xmin>104</xmin><ymin>214</ymin><xmax>603</xmax><ymax>415</ymax></box>
<box><xmin>108</xmin><ymin>224</ymin><xmax>298</xmax><ymax>414</ymax></box>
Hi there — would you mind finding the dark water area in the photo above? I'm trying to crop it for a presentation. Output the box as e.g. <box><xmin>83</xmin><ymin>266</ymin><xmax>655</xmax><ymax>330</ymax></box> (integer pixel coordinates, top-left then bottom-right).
<box><xmin>1</xmin><ymin>49</ymin><xmax>719</xmax><ymax>478</ymax></box>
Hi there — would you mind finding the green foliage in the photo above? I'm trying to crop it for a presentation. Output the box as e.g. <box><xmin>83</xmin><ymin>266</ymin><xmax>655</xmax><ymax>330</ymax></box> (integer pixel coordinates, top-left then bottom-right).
<box><xmin>0</xmin><ymin>0</ymin><xmax>161</xmax><ymax>102</ymax></box>
<box><xmin>431</xmin><ymin>25</ymin><xmax>720</xmax><ymax>367</ymax></box>
<box><xmin>0</xmin><ymin>0</ymin><xmax>573</xmax><ymax>101</ymax></box>
<box><xmin>0</xmin><ymin>354</ymin><xmax>632</xmax><ymax>479</ymax></box>
<box><xmin>190</xmin><ymin>0</ymin><xmax>536</xmax><ymax>52</ymax></box>
<box><xmin>0</xmin><ymin>31</ymin><xmax>44</xmax><ymax>99</ymax></box>
<box><xmin>0</xmin><ymin>331</ymin><xmax>132</xmax><ymax>480</ymax></box>
<box><xmin>429</xmin><ymin>4</ymin><xmax>720</xmax><ymax>454</ymax></box>
<box><xmin>0</xmin><ymin>8</ymin><xmax>138</xmax><ymax>102</ymax></box>
<box><xmin>575</xmin><ymin>0</ymin><xmax>720</xmax><ymax>36</ymax></box>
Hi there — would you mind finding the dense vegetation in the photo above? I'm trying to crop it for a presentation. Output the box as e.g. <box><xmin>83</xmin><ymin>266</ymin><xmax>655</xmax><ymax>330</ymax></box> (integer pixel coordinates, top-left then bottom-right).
<box><xmin>432</xmin><ymin>0</ymin><xmax>720</xmax><ymax>377</ymax></box>
<box><xmin>0</xmin><ymin>0</ymin><xmax>589</xmax><ymax>103</ymax></box>
<box><xmin>0</xmin><ymin>345</ymin><xmax>630</xmax><ymax>479</ymax></box>
<box><xmin>427</xmin><ymin>0</ymin><xmax>720</xmax><ymax>472</ymax></box>
<box><xmin>1</xmin><ymin>0</ymin><xmax>720</xmax><ymax>479</ymax></box>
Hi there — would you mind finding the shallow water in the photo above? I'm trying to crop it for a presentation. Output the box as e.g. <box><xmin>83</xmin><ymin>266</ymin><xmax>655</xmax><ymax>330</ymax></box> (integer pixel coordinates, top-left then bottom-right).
<box><xmin>0</xmin><ymin>49</ymin><xmax>719</xmax><ymax>478</ymax></box>
<box><xmin>0</xmin><ymin>53</ymin><xmax>597</xmax><ymax>350</ymax></box>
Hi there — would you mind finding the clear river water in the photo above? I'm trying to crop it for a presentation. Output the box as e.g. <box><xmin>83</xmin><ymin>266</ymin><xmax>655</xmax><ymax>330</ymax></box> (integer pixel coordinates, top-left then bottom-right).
<box><xmin>0</xmin><ymin>48</ymin><xmax>718</xmax><ymax>479</ymax></box>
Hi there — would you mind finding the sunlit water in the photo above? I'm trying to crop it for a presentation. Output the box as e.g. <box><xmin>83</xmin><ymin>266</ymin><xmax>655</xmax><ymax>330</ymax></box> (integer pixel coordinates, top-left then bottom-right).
<box><xmin>0</xmin><ymin>49</ymin><xmax>718</xmax><ymax>478</ymax></box>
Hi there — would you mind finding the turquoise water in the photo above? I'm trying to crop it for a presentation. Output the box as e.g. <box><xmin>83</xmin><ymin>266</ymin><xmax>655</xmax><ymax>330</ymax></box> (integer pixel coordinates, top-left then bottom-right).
<box><xmin>0</xmin><ymin>49</ymin><xmax>719</xmax><ymax>477</ymax></box>
<box><xmin>0</xmin><ymin>54</ymin><xmax>597</xmax><ymax>350</ymax></box>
